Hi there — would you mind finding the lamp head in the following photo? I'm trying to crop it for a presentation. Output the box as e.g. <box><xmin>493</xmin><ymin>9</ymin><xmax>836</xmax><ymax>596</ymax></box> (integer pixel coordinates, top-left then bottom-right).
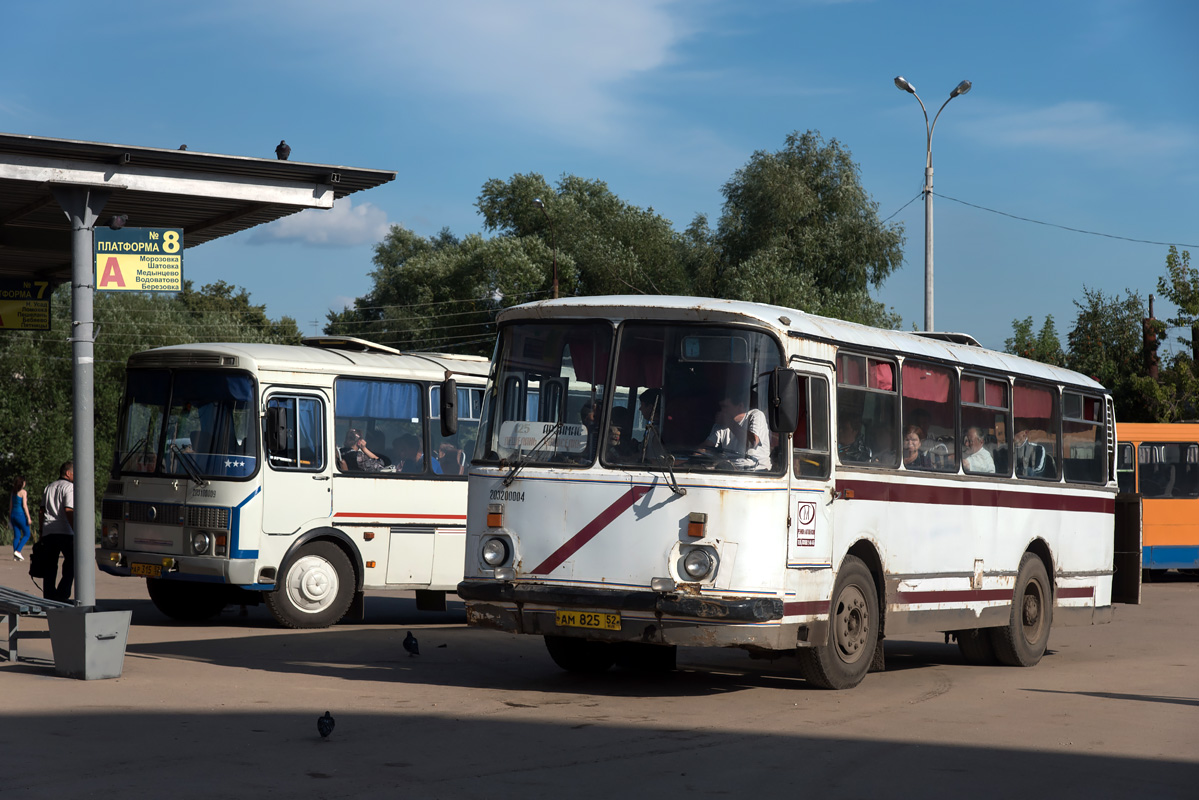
<box><xmin>951</xmin><ymin>80</ymin><xmax>972</xmax><ymax>98</ymax></box>
<box><xmin>894</xmin><ymin>76</ymin><xmax>916</xmax><ymax>94</ymax></box>
<box><xmin>532</xmin><ymin>198</ymin><xmax>545</xmax><ymax>209</ymax></box>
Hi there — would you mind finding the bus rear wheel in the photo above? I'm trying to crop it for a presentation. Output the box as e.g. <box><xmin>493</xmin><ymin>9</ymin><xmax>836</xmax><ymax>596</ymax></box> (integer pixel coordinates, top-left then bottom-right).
<box><xmin>266</xmin><ymin>541</ymin><xmax>355</xmax><ymax>629</ymax></box>
<box><xmin>146</xmin><ymin>578</ymin><xmax>228</xmax><ymax>622</ymax></box>
<box><xmin>954</xmin><ymin>628</ymin><xmax>998</xmax><ymax>665</ymax></box>
<box><xmin>544</xmin><ymin>635</ymin><xmax>617</xmax><ymax>673</ymax></box>
<box><xmin>990</xmin><ymin>553</ymin><xmax>1052</xmax><ymax>667</ymax></box>
<box><xmin>797</xmin><ymin>555</ymin><xmax>878</xmax><ymax>689</ymax></box>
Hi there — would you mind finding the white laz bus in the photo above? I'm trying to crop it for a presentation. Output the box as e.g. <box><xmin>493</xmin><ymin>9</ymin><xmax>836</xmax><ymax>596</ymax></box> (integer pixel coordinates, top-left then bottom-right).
<box><xmin>458</xmin><ymin>297</ymin><xmax>1141</xmax><ymax>688</ymax></box>
<box><xmin>98</xmin><ymin>337</ymin><xmax>486</xmax><ymax>628</ymax></box>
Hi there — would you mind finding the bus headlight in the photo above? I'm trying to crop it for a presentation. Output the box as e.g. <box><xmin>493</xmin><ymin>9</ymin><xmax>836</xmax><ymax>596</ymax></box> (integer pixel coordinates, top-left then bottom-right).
<box><xmin>102</xmin><ymin>523</ymin><xmax>120</xmax><ymax>549</ymax></box>
<box><xmin>191</xmin><ymin>531</ymin><xmax>212</xmax><ymax>555</ymax></box>
<box><xmin>681</xmin><ymin>548</ymin><xmax>715</xmax><ymax>581</ymax></box>
<box><xmin>481</xmin><ymin>537</ymin><xmax>510</xmax><ymax>567</ymax></box>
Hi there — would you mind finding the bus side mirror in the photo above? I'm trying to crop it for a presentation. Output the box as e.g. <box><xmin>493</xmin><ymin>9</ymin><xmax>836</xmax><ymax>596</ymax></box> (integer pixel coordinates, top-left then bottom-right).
<box><xmin>265</xmin><ymin>406</ymin><xmax>287</xmax><ymax>453</ymax></box>
<box><xmin>768</xmin><ymin>368</ymin><xmax>800</xmax><ymax>434</ymax></box>
<box><xmin>440</xmin><ymin>377</ymin><xmax>458</xmax><ymax>437</ymax></box>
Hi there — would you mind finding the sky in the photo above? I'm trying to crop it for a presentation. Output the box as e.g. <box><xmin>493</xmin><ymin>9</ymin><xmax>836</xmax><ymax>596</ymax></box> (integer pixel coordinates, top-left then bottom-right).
<box><xmin>4</xmin><ymin>0</ymin><xmax>1197</xmax><ymax>351</ymax></box>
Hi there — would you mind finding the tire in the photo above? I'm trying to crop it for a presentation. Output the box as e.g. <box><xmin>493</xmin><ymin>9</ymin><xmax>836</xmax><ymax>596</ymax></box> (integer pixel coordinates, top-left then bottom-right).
<box><xmin>146</xmin><ymin>578</ymin><xmax>228</xmax><ymax>622</ymax></box>
<box><xmin>265</xmin><ymin>541</ymin><xmax>355</xmax><ymax>629</ymax></box>
<box><xmin>990</xmin><ymin>553</ymin><xmax>1052</xmax><ymax>667</ymax></box>
<box><xmin>614</xmin><ymin>642</ymin><xmax>677</xmax><ymax>673</ymax></box>
<box><xmin>797</xmin><ymin>555</ymin><xmax>879</xmax><ymax>689</ymax></box>
<box><xmin>544</xmin><ymin>635</ymin><xmax>617</xmax><ymax>673</ymax></box>
<box><xmin>954</xmin><ymin>628</ymin><xmax>997</xmax><ymax>665</ymax></box>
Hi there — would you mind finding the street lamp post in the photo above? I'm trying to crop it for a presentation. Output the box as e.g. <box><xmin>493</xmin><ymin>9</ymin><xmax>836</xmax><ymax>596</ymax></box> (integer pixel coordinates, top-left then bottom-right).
<box><xmin>894</xmin><ymin>76</ymin><xmax>971</xmax><ymax>332</ymax></box>
<box><xmin>532</xmin><ymin>198</ymin><xmax>558</xmax><ymax>299</ymax></box>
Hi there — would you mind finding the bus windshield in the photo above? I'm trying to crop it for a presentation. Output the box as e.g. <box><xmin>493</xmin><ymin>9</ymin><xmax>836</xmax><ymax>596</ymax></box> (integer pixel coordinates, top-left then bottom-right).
<box><xmin>475</xmin><ymin>320</ymin><xmax>785</xmax><ymax>474</ymax></box>
<box><xmin>475</xmin><ymin>321</ymin><xmax>613</xmax><ymax>466</ymax></box>
<box><xmin>116</xmin><ymin>369</ymin><xmax>258</xmax><ymax>479</ymax></box>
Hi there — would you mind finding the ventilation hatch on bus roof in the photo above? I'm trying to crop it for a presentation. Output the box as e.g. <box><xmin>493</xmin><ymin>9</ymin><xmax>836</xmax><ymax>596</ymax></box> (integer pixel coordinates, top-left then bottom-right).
<box><xmin>910</xmin><ymin>331</ymin><xmax>982</xmax><ymax>347</ymax></box>
<box><xmin>301</xmin><ymin>336</ymin><xmax>402</xmax><ymax>356</ymax></box>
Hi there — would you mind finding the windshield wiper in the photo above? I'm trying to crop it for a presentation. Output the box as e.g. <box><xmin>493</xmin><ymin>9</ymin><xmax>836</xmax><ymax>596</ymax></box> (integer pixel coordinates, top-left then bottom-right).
<box><xmin>503</xmin><ymin>421</ymin><xmax>564</xmax><ymax>487</ymax></box>
<box><xmin>118</xmin><ymin>437</ymin><xmax>149</xmax><ymax>472</ymax></box>
<box><xmin>640</xmin><ymin>420</ymin><xmax>685</xmax><ymax>496</ymax></box>
<box><xmin>169</xmin><ymin>443</ymin><xmax>207</xmax><ymax>487</ymax></box>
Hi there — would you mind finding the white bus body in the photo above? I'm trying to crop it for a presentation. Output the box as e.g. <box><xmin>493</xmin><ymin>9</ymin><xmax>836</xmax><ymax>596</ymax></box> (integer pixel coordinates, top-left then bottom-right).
<box><xmin>97</xmin><ymin>338</ymin><xmax>487</xmax><ymax>628</ymax></box>
<box><xmin>459</xmin><ymin>297</ymin><xmax>1136</xmax><ymax>688</ymax></box>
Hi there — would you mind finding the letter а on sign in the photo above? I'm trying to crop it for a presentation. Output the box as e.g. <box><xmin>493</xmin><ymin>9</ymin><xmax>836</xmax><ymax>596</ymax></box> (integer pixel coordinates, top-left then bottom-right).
<box><xmin>99</xmin><ymin>257</ymin><xmax>126</xmax><ymax>288</ymax></box>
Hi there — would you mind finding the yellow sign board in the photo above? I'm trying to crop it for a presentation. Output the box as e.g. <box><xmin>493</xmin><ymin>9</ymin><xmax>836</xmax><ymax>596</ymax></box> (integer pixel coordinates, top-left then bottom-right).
<box><xmin>94</xmin><ymin>228</ymin><xmax>183</xmax><ymax>292</ymax></box>
<box><xmin>0</xmin><ymin>279</ymin><xmax>51</xmax><ymax>330</ymax></box>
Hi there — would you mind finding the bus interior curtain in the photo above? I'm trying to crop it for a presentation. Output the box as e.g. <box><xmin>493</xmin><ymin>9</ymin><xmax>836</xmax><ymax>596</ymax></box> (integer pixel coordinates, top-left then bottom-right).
<box><xmin>336</xmin><ymin>379</ymin><xmax>420</xmax><ymax>419</ymax></box>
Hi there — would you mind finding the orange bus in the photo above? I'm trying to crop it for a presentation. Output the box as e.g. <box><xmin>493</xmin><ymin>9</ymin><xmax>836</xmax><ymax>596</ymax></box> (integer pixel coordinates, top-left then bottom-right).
<box><xmin>1116</xmin><ymin>422</ymin><xmax>1199</xmax><ymax>575</ymax></box>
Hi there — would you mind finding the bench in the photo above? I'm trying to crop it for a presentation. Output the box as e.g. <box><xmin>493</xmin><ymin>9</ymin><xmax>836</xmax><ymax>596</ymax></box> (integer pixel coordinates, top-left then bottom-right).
<box><xmin>0</xmin><ymin>585</ymin><xmax>75</xmax><ymax>662</ymax></box>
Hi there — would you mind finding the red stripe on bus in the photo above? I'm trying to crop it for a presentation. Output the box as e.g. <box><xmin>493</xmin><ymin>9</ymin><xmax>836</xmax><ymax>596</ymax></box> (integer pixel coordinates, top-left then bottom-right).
<box><xmin>1056</xmin><ymin>586</ymin><xmax>1095</xmax><ymax>599</ymax></box>
<box><xmin>896</xmin><ymin>588</ymin><xmax>1013</xmax><ymax>604</ymax></box>
<box><xmin>333</xmin><ymin>513</ymin><xmax>467</xmax><ymax>520</ymax></box>
<box><xmin>835</xmin><ymin>479</ymin><xmax>1114</xmax><ymax>514</ymax></box>
<box><xmin>531</xmin><ymin>485</ymin><xmax>651</xmax><ymax>575</ymax></box>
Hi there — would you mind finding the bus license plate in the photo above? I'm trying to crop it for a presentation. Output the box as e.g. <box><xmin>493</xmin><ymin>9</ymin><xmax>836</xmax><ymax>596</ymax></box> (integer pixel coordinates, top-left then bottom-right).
<box><xmin>131</xmin><ymin>563</ymin><xmax>162</xmax><ymax>578</ymax></box>
<box><xmin>555</xmin><ymin>610</ymin><xmax>621</xmax><ymax>630</ymax></box>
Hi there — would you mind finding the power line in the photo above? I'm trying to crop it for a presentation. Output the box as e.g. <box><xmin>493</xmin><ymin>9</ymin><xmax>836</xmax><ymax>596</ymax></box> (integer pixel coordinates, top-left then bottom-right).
<box><xmin>934</xmin><ymin>192</ymin><xmax>1198</xmax><ymax>249</ymax></box>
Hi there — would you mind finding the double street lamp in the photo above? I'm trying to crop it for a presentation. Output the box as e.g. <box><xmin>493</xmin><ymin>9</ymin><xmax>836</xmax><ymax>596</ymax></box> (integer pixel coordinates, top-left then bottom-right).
<box><xmin>894</xmin><ymin>76</ymin><xmax>972</xmax><ymax>332</ymax></box>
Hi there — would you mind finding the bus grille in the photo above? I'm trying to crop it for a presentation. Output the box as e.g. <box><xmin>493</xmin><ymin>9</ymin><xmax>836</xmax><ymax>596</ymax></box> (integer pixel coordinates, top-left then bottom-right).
<box><xmin>101</xmin><ymin>499</ymin><xmax>124</xmax><ymax>521</ymax></box>
<box><xmin>186</xmin><ymin>506</ymin><xmax>230</xmax><ymax>530</ymax></box>
<box><xmin>126</xmin><ymin>502</ymin><xmax>185</xmax><ymax>525</ymax></box>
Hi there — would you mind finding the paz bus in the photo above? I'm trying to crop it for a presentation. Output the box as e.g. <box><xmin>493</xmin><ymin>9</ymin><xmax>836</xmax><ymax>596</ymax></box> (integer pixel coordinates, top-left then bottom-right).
<box><xmin>97</xmin><ymin>337</ymin><xmax>486</xmax><ymax>628</ymax></box>
<box><xmin>457</xmin><ymin>296</ymin><xmax>1140</xmax><ymax>689</ymax></box>
<box><xmin>1115</xmin><ymin>421</ymin><xmax>1199</xmax><ymax>576</ymax></box>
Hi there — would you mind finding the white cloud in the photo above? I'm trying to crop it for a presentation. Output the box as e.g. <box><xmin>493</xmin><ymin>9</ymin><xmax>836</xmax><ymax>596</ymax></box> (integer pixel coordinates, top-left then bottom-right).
<box><xmin>269</xmin><ymin>0</ymin><xmax>692</xmax><ymax>146</ymax></box>
<box><xmin>250</xmin><ymin>197</ymin><xmax>390</xmax><ymax>247</ymax></box>
<box><xmin>961</xmin><ymin>101</ymin><xmax>1196</xmax><ymax>165</ymax></box>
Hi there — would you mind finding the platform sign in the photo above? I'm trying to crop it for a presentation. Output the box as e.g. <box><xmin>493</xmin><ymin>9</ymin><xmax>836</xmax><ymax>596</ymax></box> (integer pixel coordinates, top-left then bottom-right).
<box><xmin>0</xmin><ymin>278</ymin><xmax>52</xmax><ymax>330</ymax></box>
<box><xmin>95</xmin><ymin>228</ymin><xmax>183</xmax><ymax>292</ymax></box>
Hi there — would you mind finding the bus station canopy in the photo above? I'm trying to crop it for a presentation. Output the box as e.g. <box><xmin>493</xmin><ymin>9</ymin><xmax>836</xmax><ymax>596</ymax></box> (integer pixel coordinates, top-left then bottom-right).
<box><xmin>0</xmin><ymin>132</ymin><xmax>396</xmax><ymax>282</ymax></box>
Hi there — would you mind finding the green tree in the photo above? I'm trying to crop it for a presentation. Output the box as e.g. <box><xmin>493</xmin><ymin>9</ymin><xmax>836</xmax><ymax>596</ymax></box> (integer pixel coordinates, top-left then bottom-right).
<box><xmin>712</xmin><ymin>131</ymin><xmax>905</xmax><ymax>327</ymax></box>
<box><xmin>1004</xmin><ymin>315</ymin><xmax>1065</xmax><ymax>366</ymax></box>
<box><xmin>1155</xmin><ymin>246</ymin><xmax>1197</xmax><ymax>359</ymax></box>
<box><xmin>1065</xmin><ymin>287</ymin><xmax>1150</xmax><ymax>421</ymax></box>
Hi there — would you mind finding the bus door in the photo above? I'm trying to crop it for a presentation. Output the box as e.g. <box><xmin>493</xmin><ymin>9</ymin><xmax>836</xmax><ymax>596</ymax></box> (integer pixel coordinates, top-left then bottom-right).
<box><xmin>262</xmin><ymin>392</ymin><xmax>332</xmax><ymax>534</ymax></box>
<box><xmin>788</xmin><ymin>369</ymin><xmax>834</xmax><ymax>568</ymax></box>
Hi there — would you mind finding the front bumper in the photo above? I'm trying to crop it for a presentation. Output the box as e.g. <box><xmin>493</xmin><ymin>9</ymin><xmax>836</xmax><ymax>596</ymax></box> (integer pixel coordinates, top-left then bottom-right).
<box><xmin>458</xmin><ymin>579</ymin><xmax>792</xmax><ymax>649</ymax></box>
<box><xmin>96</xmin><ymin>549</ymin><xmax>261</xmax><ymax>586</ymax></box>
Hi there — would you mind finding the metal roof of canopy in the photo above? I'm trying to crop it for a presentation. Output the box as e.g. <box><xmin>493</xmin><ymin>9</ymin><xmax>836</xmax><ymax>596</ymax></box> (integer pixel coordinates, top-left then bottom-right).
<box><xmin>0</xmin><ymin>132</ymin><xmax>396</xmax><ymax>282</ymax></box>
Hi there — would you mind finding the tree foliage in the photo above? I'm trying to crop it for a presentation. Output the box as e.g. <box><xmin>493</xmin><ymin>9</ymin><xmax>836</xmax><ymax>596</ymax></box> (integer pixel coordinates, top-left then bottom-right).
<box><xmin>711</xmin><ymin>131</ymin><xmax>905</xmax><ymax>326</ymax></box>
<box><xmin>0</xmin><ymin>282</ymin><xmax>300</xmax><ymax>542</ymax></box>
<box><xmin>1004</xmin><ymin>315</ymin><xmax>1065</xmax><ymax>366</ymax></box>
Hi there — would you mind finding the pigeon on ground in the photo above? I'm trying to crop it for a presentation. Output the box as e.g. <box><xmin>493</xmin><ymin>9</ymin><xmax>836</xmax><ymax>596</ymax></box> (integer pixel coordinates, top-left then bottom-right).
<box><xmin>276</xmin><ymin>140</ymin><xmax>291</xmax><ymax>160</ymax></box>
<box><xmin>403</xmin><ymin>631</ymin><xmax>419</xmax><ymax>657</ymax></box>
<box><xmin>317</xmin><ymin>711</ymin><xmax>335</xmax><ymax>739</ymax></box>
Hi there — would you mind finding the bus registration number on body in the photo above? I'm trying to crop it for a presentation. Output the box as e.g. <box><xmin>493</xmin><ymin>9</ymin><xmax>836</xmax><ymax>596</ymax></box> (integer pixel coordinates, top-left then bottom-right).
<box><xmin>555</xmin><ymin>610</ymin><xmax>621</xmax><ymax>631</ymax></box>
<box><xmin>130</xmin><ymin>563</ymin><xmax>162</xmax><ymax>578</ymax></box>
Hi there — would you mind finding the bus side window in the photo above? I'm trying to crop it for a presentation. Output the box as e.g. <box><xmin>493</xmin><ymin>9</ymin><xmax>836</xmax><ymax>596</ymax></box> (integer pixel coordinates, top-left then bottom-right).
<box><xmin>266</xmin><ymin>395</ymin><xmax>325</xmax><ymax>472</ymax></box>
<box><xmin>793</xmin><ymin>374</ymin><xmax>830</xmax><ymax>478</ymax></box>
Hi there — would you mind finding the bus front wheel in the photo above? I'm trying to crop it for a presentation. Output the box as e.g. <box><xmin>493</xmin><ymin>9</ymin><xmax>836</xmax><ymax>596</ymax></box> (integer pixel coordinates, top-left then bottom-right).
<box><xmin>797</xmin><ymin>555</ymin><xmax>878</xmax><ymax>690</ymax></box>
<box><xmin>544</xmin><ymin>635</ymin><xmax>616</xmax><ymax>673</ymax></box>
<box><xmin>146</xmin><ymin>578</ymin><xmax>228</xmax><ymax>622</ymax></box>
<box><xmin>989</xmin><ymin>553</ymin><xmax>1051</xmax><ymax>667</ymax></box>
<box><xmin>266</xmin><ymin>541</ymin><xmax>355</xmax><ymax>629</ymax></box>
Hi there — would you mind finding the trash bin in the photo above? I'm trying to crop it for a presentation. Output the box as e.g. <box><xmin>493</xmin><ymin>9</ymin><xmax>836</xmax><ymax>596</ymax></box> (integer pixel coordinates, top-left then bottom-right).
<box><xmin>46</xmin><ymin>608</ymin><xmax>132</xmax><ymax>680</ymax></box>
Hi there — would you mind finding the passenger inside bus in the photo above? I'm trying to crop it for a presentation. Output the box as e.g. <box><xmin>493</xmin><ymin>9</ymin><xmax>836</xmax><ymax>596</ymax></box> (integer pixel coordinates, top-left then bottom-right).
<box><xmin>837</xmin><ymin>413</ymin><xmax>872</xmax><ymax>464</ymax></box>
<box><xmin>340</xmin><ymin>429</ymin><xmax>385</xmax><ymax>472</ymax></box>
<box><xmin>698</xmin><ymin>393</ymin><xmax>771</xmax><ymax>471</ymax></box>
<box><xmin>1013</xmin><ymin>424</ymin><xmax>1049</xmax><ymax>478</ymax></box>
<box><xmin>962</xmin><ymin>426</ymin><xmax>995</xmax><ymax>474</ymax></box>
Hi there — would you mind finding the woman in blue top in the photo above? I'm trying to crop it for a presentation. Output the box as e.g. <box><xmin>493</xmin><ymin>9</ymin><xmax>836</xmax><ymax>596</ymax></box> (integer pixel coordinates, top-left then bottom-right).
<box><xmin>9</xmin><ymin>476</ymin><xmax>31</xmax><ymax>562</ymax></box>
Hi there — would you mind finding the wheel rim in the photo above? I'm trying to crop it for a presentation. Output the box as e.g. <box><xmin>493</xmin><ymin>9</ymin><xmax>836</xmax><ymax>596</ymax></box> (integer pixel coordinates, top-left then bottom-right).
<box><xmin>283</xmin><ymin>554</ymin><xmax>340</xmax><ymax>614</ymax></box>
<box><xmin>1020</xmin><ymin>577</ymin><xmax>1047</xmax><ymax>645</ymax></box>
<box><xmin>833</xmin><ymin>584</ymin><xmax>871</xmax><ymax>664</ymax></box>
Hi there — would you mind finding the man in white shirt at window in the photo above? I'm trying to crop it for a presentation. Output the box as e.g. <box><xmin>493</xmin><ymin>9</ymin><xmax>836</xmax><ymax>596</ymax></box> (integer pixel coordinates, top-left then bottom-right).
<box><xmin>702</xmin><ymin>394</ymin><xmax>771</xmax><ymax>471</ymax></box>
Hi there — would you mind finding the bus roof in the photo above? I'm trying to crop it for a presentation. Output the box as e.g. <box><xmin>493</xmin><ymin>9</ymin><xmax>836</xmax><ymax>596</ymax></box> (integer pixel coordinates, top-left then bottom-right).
<box><xmin>498</xmin><ymin>295</ymin><xmax>1107</xmax><ymax>393</ymax></box>
<box><xmin>127</xmin><ymin>341</ymin><xmax>490</xmax><ymax>381</ymax></box>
